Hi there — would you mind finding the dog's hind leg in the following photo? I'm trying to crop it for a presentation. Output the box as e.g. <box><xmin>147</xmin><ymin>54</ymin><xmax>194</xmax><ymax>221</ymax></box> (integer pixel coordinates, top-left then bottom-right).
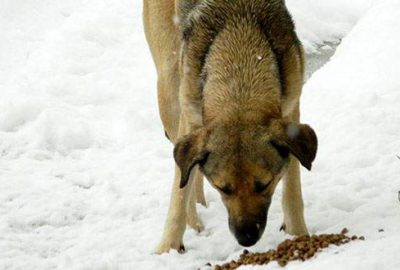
<box><xmin>187</xmin><ymin>168</ymin><xmax>205</xmax><ymax>232</ymax></box>
<box><xmin>281</xmin><ymin>104</ymin><xmax>308</xmax><ymax>236</ymax></box>
<box><xmin>194</xmin><ymin>170</ymin><xmax>207</xmax><ymax>207</ymax></box>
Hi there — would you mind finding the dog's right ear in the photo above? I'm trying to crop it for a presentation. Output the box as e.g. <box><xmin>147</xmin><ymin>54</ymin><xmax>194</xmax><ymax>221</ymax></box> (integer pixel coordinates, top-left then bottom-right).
<box><xmin>174</xmin><ymin>128</ymin><xmax>209</xmax><ymax>189</ymax></box>
<box><xmin>270</xmin><ymin>119</ymin><xmax>318</xmax><ymax>171</ymax></box>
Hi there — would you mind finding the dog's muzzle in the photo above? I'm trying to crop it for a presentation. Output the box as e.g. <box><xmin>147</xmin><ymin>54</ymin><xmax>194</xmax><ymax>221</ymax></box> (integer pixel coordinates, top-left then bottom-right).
<box><xmin>228</xmin><ymin>207</ymin><xmax>268</xmax><ymax>247</ymax></box>
<box><xmin>229</xmin><ymin>221</ymin><xmax>265</xmax><ymax>247</ymax></box>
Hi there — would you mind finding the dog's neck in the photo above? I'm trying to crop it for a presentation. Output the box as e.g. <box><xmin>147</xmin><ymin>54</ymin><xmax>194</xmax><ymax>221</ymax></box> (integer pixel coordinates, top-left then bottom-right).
<box><xmin>204</xmin><ymin>104</ymin><xmax>281</xmax><ymax>127</ymax></box>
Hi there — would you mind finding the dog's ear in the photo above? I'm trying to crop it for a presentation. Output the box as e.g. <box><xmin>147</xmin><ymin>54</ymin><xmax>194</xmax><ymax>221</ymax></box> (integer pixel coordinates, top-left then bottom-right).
<box><xmin>174</xmin><ymin>128</ymin><xmax>209</xmax><ymax>188</ymax></box>
<box><xmin>270</xmin><ymin>120</ymin><xmax>318</xmax><ymax>170</ymax></box>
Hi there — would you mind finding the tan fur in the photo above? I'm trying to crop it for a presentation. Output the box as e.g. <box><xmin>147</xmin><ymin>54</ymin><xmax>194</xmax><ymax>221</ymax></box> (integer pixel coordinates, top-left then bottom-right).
<box><xmin>143</xmin><ymin>0</ymin><xmax>318</xmax><ymax>253</ymax></box>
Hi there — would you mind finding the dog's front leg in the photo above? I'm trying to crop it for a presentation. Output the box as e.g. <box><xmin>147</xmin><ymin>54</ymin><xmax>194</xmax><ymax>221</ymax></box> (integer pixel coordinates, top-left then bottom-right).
<box><xmin>156</xmin><ymin>41</ymin><xmax>206</xmax><ymax>253</ymax></box>
<box><xmin>281</xmin><ymin>105</ymin><xmax>308</xmax><ymax>236</ymax></box>
<box><xmin>156</xmin><ymin>164</ymin><xmax>195</xmax><ymax>254</ymax></box>
<box><xmin>281</xmin><ymin>156</ymin><xmax>308</xmax><ymax>236</ymax></box>
<box><xmin>157</xmin><ymin>108</ymin><xmax>202</xmax><ymax>253</ymax></box>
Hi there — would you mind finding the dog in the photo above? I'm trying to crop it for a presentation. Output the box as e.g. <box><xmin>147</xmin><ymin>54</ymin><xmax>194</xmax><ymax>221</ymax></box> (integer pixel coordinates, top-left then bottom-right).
<box><xmin>143</xmin><ymin>0</ymin><xmax>318</xmax><ymax>254</ymax></box>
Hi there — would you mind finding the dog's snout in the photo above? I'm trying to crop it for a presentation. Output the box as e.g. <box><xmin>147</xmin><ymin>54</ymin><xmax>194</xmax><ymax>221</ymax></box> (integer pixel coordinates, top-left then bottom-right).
<box><xmin>229</xmin><ymin>218</ymin><xmax>266</xmax><ymax>247</ymax></box>
<box><xmin>227</xmin><ymin>203</ymin><xmax>270</xmax><ymax>247</ymax></box>
<box><xmin>231</xmin><ymin>222</ymin><xmax>262</xmax><ymax>247</ymax></box>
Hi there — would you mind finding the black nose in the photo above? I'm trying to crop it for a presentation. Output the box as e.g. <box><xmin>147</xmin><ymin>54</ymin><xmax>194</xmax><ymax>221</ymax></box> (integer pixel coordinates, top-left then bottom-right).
<box><xmin>231</xmin><ymin>223</ymin><xmax>262</xmax><ymax>247</ymax></box>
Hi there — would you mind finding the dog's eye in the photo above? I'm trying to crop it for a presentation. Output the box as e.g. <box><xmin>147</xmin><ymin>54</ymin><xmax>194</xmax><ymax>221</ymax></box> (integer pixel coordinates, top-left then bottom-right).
<box><xmin>254</xmin><ymin>181</ymin><xmax>272</xmax><ymax>193</ymax></box>
<box><xmin>216</xmin><ymin>185</ymin><xmax>233</xmax><ymax>195</ymax></box>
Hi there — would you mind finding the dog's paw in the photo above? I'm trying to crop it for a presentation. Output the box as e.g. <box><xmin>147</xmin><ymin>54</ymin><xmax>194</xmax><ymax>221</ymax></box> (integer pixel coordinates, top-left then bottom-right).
<box><xmin>280</xmin><ymin>221</ymin><xmax>308</xmax><ymax>236</ymax></box>
<box><xmin>197</xmin><ymin>198</ymin><xmax>207</xmax><ymax>207</ymax></box>
<box><xmin>156</xmin><ymin>239</ymin><xmax>185</xmax><ymax>254</ymax></box>
<box><xmin>196</xmin><ymin>194</ymin><xmax>207</xmax><ymax>207</ymax></box>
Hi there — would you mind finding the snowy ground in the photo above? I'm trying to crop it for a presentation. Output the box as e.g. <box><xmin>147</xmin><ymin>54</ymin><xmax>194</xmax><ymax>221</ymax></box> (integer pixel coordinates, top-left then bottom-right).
<box><xmin>1</xmin><ymin>0</ymin><xmax>400</xmax><ymax>269</ymax></box>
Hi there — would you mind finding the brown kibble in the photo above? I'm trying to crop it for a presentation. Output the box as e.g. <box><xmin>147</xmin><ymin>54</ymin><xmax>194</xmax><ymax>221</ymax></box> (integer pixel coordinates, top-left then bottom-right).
<box><xmin>228</xmin><ymin>261</ymin><xmax>238</xmax><ymax>268</ymax></box>
<box><xmin>278</xmin><ymin>259</ymin><xmax>288</xmax><ymax>267</ymax></box>
<box><xmin>296</xmin><ymin>242</ymin><xmax>305</xmax><ymax>249</ymax></box>
<box><xmin>359</xmin><ymin>236</ymin><xmax>365</xmax><ymax>240</ymax></box>
<box><xmin>213</xmin><ymin>229</ymin><xmax>362</xmax><ymax>269</ymax></box>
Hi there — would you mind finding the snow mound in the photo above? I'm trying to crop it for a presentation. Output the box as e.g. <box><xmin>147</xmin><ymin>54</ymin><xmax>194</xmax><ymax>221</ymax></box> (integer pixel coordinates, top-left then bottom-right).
<box><xmin>287</xmin><ymin>0</ymin><xmax>376</xmax><ymax>53</ymax></box>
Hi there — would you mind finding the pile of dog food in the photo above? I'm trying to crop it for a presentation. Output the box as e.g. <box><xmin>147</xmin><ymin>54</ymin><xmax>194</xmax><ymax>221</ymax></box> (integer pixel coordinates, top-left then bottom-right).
<box><xmin>214</xmin><ymin>229</ymin><xmax>364</xmax><ymax>270</ymax></box>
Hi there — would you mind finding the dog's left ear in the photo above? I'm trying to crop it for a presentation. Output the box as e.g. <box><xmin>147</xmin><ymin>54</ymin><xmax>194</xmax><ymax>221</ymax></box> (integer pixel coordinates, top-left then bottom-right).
<box><xmin>174</xmin><ymin>128</ymin><xmax>209</xmax><ymax>189</ymax></box>
<box><xmin>270</xmin><ymin>120</ymin><xmax>318</xmax><ymax>170</ymax></box>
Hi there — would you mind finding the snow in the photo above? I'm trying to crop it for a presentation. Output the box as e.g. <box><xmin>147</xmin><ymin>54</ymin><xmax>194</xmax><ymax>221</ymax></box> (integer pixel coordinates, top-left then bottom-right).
<box><xmin>1</xmin><ymin>0</ymin><xmax>400</xmax><ymax>269</ymax></box>
<box><xmin>287</xmin><ymin>0</ymin><xmax>376</xmax><ymax>53</ymax></box>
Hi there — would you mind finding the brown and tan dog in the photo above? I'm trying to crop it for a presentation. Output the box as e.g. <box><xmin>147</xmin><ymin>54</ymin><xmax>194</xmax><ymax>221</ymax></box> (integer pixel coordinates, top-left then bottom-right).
<box><xmin>143</xmin><ymin>0</ymin><xmax>318</xmax><ymax>254</ymax></box>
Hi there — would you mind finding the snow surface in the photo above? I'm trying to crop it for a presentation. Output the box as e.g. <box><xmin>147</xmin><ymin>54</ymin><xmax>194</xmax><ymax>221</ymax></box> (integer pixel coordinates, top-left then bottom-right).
<box><xmin>1</xmin><ymin>0</ymin><xmax>400</xmax><ymax>269</ymax></box>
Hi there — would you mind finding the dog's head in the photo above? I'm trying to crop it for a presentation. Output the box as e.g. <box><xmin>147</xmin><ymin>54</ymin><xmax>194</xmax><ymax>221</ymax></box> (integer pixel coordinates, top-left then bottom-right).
<box><xmin>174</xmin><ymin>119</ymin><xmax>317</xmax><ymax>247</ymax></box>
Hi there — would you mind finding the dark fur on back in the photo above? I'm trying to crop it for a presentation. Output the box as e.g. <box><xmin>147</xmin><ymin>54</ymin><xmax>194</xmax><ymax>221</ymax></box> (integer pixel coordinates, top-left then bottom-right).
<box><xmin>177</xmin><ymin>0</ymin><xmax>303</xmax><ymax>97</ymax></box>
